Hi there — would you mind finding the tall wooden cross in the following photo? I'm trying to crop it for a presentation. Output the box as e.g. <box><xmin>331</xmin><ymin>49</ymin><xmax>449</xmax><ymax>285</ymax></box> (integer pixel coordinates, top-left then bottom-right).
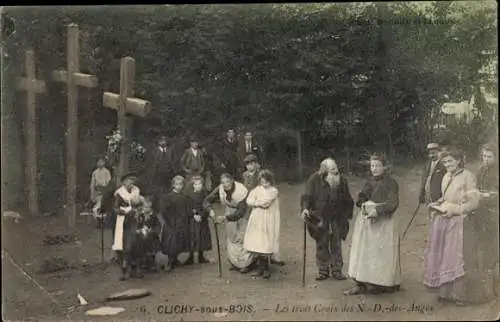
<box><xmin>16</xmin><ymin>50</ymin><xmax>46</xmax><ymax>216</ymax></box>
<box><xmin>52</xmin><ymin>24</ymin><xmax>98</xmax><ymax>230</ymax></box>
<box><xmin>103</xmin><ymin>57</ymin><xmax>151</xmax><ymax>187</ymax></box>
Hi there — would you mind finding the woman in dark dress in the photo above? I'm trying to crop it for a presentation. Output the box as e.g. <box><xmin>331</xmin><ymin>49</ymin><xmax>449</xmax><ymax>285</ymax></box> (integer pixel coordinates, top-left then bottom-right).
<box><xmin>111</xmin><ymin>172</ymin><xmax>142</xmax><ymax>281</ymax></box>
<box><xmin>465</xmin><ymin>144</ymin><xmax>499</xmax><ymax>304</ymax></box>
<box><xmin>159</xmin><ymin>175</ymin><xmax>190</xmax><ymax>271</ymax></box>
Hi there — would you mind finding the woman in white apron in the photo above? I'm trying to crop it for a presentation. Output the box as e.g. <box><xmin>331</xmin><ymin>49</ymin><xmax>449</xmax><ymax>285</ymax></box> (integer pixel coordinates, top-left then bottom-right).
<box><xmin>203</xmin><ymin>173</ymin><xmax>257</xmax><ymax>273</ymax></box>
<box><xmin>344</xmin><ymin>153</ymin><xmax>401</xmax><ymax>295</ymax></box>
<box><xmin>111</xmin><ymin>172</ymin><xmax>142</xmax><ymax>281</ymax></box>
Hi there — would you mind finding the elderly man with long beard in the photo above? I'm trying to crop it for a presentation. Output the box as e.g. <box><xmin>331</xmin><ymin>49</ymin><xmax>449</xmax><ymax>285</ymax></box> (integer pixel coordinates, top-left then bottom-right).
<box><xmin>300</xmin><ymin>158</ymin><xmax>354</xmax><ymax>281</ymax></box>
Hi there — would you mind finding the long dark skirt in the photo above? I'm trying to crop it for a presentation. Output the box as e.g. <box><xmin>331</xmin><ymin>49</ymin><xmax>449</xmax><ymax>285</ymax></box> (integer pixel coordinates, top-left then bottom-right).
<box><xmin>188</xmin><ymin>217</ymin><xmax>212</xmax><ymax>252</ymax></box>
<box><xmin>160</xmin><ymin>218</ymin><xmax>190</xmax><ymax>256</ymax></box>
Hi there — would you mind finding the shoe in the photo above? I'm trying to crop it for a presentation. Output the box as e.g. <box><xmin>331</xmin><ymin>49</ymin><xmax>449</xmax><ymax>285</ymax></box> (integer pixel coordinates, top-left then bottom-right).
<box><xmin>262</xmin><ymin>269</ymin><xmax>271</xmax><ymax>279</ymax></box>
<box><xmin>172</xmin><ymin>258</ymin><xmax>182</xmax><ymax>267</ymax></box>
<box><xmin>251</xmin><ymin>260</ymin><xmax>264</xmax><ymax>277</ymax></box>
<box><xmin>331</xmin><ymin>272</ymin><xmax>347</xmax><ymax>280</ymax></box>
<box><xmin>183</xmin><ymin>255</ymin><xmax>194</xmax><ymax>266</ymax></box>
<box><xmin>240</xmin><ymin>267</ymin><xmax>251</xmax><ymax>274</ymax></box>
<box><xmin>164</xmin><ymin>263</ymin><xmax>173</xmax><ymax>272</ymax></box>
<box><xmin>270</xmin><ymin>259</ymin><xmax>285</xmax><ymax>266</ymax></box>
<box><xmin>198</xmin><ymin>254</ymin><xmax>210</xmax><ymax>264</ymax></box>
<box><xmin>315</xmin><ymin>274</ymin><xmax>329</xmax><ymax>281</ymax></box>
<box><xmin>344</xmin><ymin>285</ymin><xmax>367</xmax><ymax>296</ymax></box>
<box><xmin>229</xmin><ymin>265</ymin><xmax>239</xmax><ymax>271</ymax></box>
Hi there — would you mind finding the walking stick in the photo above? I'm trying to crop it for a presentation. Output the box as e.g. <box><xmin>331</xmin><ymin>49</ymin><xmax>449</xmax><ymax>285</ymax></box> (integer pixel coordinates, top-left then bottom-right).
<box><xmin>401</xmin><ymin>204</ymin><xmax>421</xmax><ymax>240</ymax></box>
<box><xmin>213</xmin><ymin>220</ymin><xmax>222</xmax><ymax>278</ymax></box>
<box><xmin>302</xmin><ymin>221</ymin><xmax>307</xmax><ymax>287</ymax></box>
<box><xmin>100</xmin><ymin>212</ymin><xmax>105</xmax><ymax>263</ymax></box>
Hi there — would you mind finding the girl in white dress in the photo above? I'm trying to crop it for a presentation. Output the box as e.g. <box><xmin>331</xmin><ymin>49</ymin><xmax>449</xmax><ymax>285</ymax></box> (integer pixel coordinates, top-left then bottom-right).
<box><xmin>244</xmin><ymin>170</ymin><xmax>280</xmax><ymax>279</ymax></box>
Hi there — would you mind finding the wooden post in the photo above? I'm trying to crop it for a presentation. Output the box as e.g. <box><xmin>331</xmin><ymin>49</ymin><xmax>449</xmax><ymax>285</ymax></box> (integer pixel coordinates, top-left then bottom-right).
<box><xmin>102</xmin><ymin>57</ymin><xmax>151</xmax><ymax>187</ymax></box>
<box><xmin>52</xmin><ymin>24</ymin><xmax>98</xmax><ymax>231</ymax></box>
<box><xmin>15</xmin><ymin>50</ymin><xmax>46</xmax><ymax>216</ymax></box>
<box><xmin>296</xmin><ymin>130</ymin><xmax>304</xmax><ymax>180</ymax></box>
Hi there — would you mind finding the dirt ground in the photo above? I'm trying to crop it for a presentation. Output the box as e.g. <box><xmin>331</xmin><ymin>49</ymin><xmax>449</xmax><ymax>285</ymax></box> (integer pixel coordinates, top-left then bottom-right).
<box><xmin>2</xmin><ymin>167</ymin><xmax>499</xmax><ymax>321</ymax></box>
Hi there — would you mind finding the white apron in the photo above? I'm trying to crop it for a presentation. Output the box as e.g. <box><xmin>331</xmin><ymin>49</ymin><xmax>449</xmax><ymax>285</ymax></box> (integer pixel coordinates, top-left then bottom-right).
<box><xmin>347</xmin><ymin>207</ymin><xmax>401</xmax><ymax>286</ymax></box>
<box><xmin>111</xmin><ymin>185</ymin><xmax>140</xmax><ymax>251</ymax></box>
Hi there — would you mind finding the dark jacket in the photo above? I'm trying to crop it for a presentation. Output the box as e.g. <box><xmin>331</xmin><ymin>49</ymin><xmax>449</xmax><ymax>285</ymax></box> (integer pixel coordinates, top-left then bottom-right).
<box><xmin>357</xmin><ymin>173</ymin><xmax>399</xmax><ymax>218</ymax></box>
<box><xmin>238</xmin><ymin>139</ymin><xmax>264</xmax><ymax>165</ymax></box>
<box><xmin>180</xmin><ymin>148</ymin><xmax>205</xmax><ymax>174</ymax></box>
<box><xmin>300</xmin><ymin>173</ymin><xmax>354</xmax><ymax>240</ymax></box>
<box><xmin>419</xmin><ymin>159</ymin><xmax>446</xmax><ymax>203</ymax></box>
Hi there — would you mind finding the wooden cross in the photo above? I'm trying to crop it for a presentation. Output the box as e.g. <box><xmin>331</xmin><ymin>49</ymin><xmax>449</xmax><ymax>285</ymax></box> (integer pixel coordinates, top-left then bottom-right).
<box><xmin>103</xmin><ymin>57</ymin><xmax>151</xmax><ymax>187</ymax></box>
<box><xmin>52</xmin><ymin>24</ymin><xmax>98</xmax><ymax>230</ymax></box>
<box><xmin>16</xmin><ymin>50</ymin><xmax>46</xmax><ymax>216</ymax></box>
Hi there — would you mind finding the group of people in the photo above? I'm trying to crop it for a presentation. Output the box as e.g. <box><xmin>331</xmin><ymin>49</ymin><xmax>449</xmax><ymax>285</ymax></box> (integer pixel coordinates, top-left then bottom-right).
<box><xmin>89</xmin><ymin>134</ymin><xmax>282</xmax><ymax>280</ymax></box>
<box><xmin>89</xmin><ymin>134</ymin><xmax>498</xmax><ymax>306</ymax></box>
<box><xmin>299</xmin><ymin>142</ymin><xmax>498</xmax><ymax>307</ymax></box>
<box><xmin>144</xmin><ymin>129</ymin><xmax>264</xmax><ymax>196</ymax></box>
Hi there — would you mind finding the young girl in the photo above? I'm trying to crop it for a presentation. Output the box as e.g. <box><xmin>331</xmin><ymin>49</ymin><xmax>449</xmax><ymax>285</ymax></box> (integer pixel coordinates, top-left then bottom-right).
<box><xmin>90</xmin><ymin>157</ymin><xmax>112</xmax><ymax>219</ymax></box>
<box><xmin>243</xmin><ymin>170</ymin><xmax>280</xmax><ymax>279</ymax></box>
<box><xmin>159</xmin><ymin>176</ymin><xmax>190</xmax><ymax>271</ymax></box>
<box><xmin>184</xmin><ymin>176</ymin><xmax>212</xmax><ymax>265</ymax></box>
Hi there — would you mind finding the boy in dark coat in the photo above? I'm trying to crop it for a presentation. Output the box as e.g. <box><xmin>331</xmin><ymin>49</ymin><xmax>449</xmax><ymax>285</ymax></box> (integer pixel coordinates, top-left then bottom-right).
<box><xmin>159</xmin><ymin>176</ymin><xmax>190</xmax><ymax>271</ymax></box>
<box><xmin>184</xmin><ymin>176</ymin><xmax>212</xmax><ymax>265</ymax></box>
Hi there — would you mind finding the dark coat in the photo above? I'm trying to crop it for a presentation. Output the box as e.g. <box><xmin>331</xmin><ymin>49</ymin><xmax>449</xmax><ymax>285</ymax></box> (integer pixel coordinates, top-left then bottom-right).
<box><xmin>238</xmin><ymin>139</ymin><xmax>264</xmax><ymax>165</ymax></box>
<box><xmin>419</xmin><ymin>159</ymin><xmax>446</xmax><ymax>203</ymax></box>
<box><xmin>477</xmin><ymin>164</ymin><xmax>499</xmax><ymax>211</ymax></box>
<box><xmin>145</xmin><ymin>146</ymin><xmax>178</xmax><ymax>191</ymax></box>
<box><xmin>181</xmin><ymin>148</ymin><xmax>205</xmax><ymax>175</ymax></box>
<box><xmin>159</xmin><ymin>190</ymin><xmax>190</xmax><ymax>256</ymax></box>
<box><xmin>221</xmin><ymin>138</ymin><xmax>240</xmax><ymax>177</ymax></box>
<box><xmin>186</xmin><ymin>188</ymin><xmax>213</xmax><ymax>252</ymax></box>
<box><xmin>356</xmin><ymin>173</ymin><xmax>399</xmax><ymax>218</ymax></box>
<box><xmin>300</xmin><ymin>173</ymin><xmax>354</xmax><ymax>240</ymax></box>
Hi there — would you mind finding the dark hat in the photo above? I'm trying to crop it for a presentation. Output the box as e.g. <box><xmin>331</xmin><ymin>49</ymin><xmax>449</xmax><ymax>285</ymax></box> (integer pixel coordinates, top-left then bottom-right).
<box><xmin>244</xmin><ymin>154</ymin><xmax>258</xmax><ymax>164</ymax></box>
<box><xmin>189</xmin><ymin>135</ymin><xmax>199</xmax><ymax>142</ymax></box>
<box><xmin>304</xmin><ymin>214</ymin><xmax>326</xmax><ymax>241</ymax></box>
<box><xmin>121</xmin><ymin>172</ymin><xmax>138</xmax><ymax>182</ymax></box>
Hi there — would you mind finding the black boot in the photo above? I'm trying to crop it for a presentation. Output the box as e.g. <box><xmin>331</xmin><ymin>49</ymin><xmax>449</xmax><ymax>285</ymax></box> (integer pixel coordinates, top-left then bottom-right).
<box><xmin>183</xmin><ymin>253</ymin><xmax>194</xmax><ymax>266</ymax></box>
<box><xmin>262</xmin><ymin>256</ymin><xmax>271</xmax><ymax>279</ymax></box>
<box><xmin>198</xmin><ymin>252</ymin><xmax>209</xmax><ymax>264</ymax></box>
<box><xmin>132</xmin><ymin>265</ymin><xmax>144</xmax><ymax>278</ymax></box>
<box><xmin>120</xmin><ymin>260</ymin><xmax>130</xmax><ymax>281</ymax></box>
<box><xmin>251</xmin><ymin>257</ymin><xmax>264</xmax><ymax>277</ymax></box>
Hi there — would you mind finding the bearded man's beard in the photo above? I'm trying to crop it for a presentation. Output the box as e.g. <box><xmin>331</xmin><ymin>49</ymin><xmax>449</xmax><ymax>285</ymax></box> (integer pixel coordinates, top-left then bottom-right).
<box><xmin>325</xmin><ymin>173</ymin><xmax>340</xmax><ymax>188</ymax></box>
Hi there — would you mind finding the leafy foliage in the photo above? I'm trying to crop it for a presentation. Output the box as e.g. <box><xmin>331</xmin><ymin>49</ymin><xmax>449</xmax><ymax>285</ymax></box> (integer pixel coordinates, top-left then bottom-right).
<box><xmin>2</xmin><ymin>3</ymin><xmax>497</xmax><ymax>208</ymax></box>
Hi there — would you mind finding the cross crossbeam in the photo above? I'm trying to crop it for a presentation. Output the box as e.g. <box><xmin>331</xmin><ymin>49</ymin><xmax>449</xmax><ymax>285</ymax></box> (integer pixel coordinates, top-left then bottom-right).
<box><xmin>102</xmin><ymin>57</ymin><xmax>151</xmax><ymax>186</ymax></box>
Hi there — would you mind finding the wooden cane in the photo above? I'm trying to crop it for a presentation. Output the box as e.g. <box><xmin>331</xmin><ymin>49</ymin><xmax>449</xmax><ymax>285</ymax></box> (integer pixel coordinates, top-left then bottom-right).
<box><xmin>100</xmin><ymin>213</ymin><xmax>105</xmax><ymax>263</ymax></box>
<box><xmin>213</xmin><ymin>220</ymin><xmax>222</xmax><ymax>278</ymax></box>
<box><xmin>302</xmin><ymin>221</ymin><xmax>307</xmax><ymax>287</ymax></box>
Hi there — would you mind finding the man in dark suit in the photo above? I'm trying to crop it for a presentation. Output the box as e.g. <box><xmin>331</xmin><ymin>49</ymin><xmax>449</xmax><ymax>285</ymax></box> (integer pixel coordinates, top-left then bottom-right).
<box><xmin>238</xmin><ymin>131</ymin><xmax>264</xmax><ymax>169</ymax></box>
<box><xmin>221</xmin><ymin>129</ymin><xmax>241</xmax><ymax>178</ymax></box>
<box><xmin>180</xmin><ymin>136</ymin><xmax>205</xmax><ymax>184</ymax></box>
<box><xmin>419</xmin><ymin>142</ymin><xmax>446</xmax><ymax>206</ymax></box>
<box><xmin>144</xmin><ymin>136</ymin><xmax>177</xmax><ymax>195</ymax></box>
